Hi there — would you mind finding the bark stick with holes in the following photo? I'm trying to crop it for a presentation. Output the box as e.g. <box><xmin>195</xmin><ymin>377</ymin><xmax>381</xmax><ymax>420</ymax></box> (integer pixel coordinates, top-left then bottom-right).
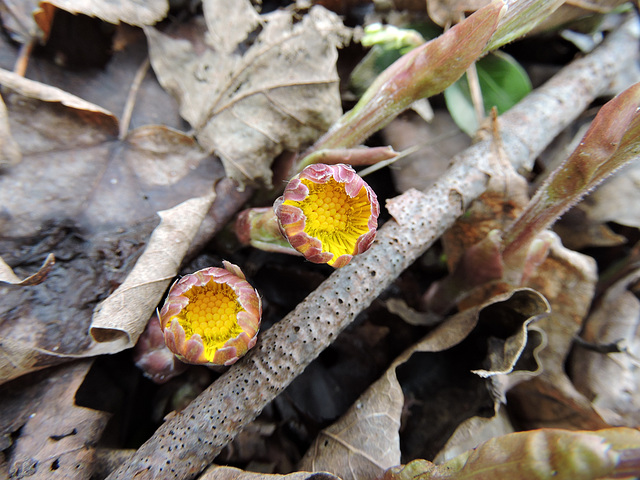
<box><xmin>106</xmin><ymin>18</ymin><xmax>639</xmax><ymax>480</ymax></box>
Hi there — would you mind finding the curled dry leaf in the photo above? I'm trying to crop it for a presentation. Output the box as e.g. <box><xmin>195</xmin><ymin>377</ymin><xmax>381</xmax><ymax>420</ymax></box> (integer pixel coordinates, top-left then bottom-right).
<box><xmin>90</xmin><ymin>192</ymin><xmax>216</xmax><ymax>351</ymax></box>
<box><xmin>5</xmin><ymin>360</ymin><xmax>110</xmax><ymax>479</ymax></box>
<box><xmin>299</xmin><ymin>289</ymin><xmax>548</xmax><ymax>476</ymax></box>
<box><xmin>37</xmin><ymin>0</ymin><xmax>168</xmax><ymax>27</ymax></box>
<box><xmin>0</xmin><ymin>254</ymin><xmax>55</xmax><ymax>287</ymax></box>
<box><xmin>145</xmin><ymin>1</ymin><xmax>349</xmax><ymax>188</ymax></box>
<box><xmin>571</xmin><ymin>269</ymin><xmax>640</xmax><ymax>426</ymax></box>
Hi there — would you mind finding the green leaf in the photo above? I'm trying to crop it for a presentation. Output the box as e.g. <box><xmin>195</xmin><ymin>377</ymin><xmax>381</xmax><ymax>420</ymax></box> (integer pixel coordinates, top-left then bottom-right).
<box><xmin>444</xmin><ymin>51</ymin><xmax>532</xmax><ymax>135</ymax></box>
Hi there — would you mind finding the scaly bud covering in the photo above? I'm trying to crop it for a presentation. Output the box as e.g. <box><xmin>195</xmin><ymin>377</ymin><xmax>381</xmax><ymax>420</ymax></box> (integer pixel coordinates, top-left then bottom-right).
<box><xmin>274</xmin><ymin>163</ymin><xmax>379</xmax><ymax>268</ymax></box>
<box><xmin>158</xmin><ymin>262</ymin><xmax>262</xmax><ymax>366</ymax></box>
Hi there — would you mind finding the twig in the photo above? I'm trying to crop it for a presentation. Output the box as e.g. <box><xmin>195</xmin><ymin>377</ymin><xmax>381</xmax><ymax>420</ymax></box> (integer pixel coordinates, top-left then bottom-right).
<box><xmin>119</xmin><ymin>57</ymin><xmax>150</xmax><ymax>140</ymax></box>
<box><xmin>106</xmin><ymin>16</ymin><xmax>639</xmax><ymax>480</ymax></box>
<box><xmin>13</xmin><ymin>38</ymin><xmax>36</xmax><ymax>77</ymax></box>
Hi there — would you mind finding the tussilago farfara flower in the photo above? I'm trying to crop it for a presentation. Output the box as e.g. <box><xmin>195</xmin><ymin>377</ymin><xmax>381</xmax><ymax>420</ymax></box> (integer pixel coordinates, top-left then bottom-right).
<box><xmin>158</xmin><ymin>262</ymin><xmax>261</xmax><ymax>366</ymax></box>
<box><xmin>274</xmin><ymin>163</ymin><xmax>379</xmax><ymax>268</ymax></box>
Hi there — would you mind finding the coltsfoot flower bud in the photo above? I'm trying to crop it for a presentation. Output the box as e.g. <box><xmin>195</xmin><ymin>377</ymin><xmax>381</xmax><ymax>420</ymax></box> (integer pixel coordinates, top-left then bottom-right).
<box><xmin>274</xmin><ymin>163</ymin><xmax>379</xmax><ymax>268</ymax></box>
<box><xmin>158</xmin><ymin>262</ymin><xmax>261</xmax><ymax>366</ymax></box>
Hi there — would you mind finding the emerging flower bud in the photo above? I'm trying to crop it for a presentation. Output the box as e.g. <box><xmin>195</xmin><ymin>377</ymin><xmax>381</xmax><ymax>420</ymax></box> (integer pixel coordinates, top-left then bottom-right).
<box><xmin>274</xmin><ymin>163</ymin><xmax>379</xmax><ymax>268</ymax></box>
<box><xmin>158</xmin><ymin>262</ymin><xmax>262</xmax><ymax>366</ymax></box>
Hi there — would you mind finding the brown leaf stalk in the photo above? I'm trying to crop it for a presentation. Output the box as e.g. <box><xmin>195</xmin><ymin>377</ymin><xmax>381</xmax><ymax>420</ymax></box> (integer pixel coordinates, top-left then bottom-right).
<box><xmin>106</xmin><ymin>17</ymin><xmax>639</xmax><ymax>480</ymax></box>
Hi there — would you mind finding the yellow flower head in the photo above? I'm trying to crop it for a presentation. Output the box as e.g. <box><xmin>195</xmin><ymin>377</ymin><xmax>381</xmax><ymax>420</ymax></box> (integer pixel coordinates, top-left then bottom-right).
<box><xmin>158</xmin><ymin>262</ymin><xmax>261</xmax><ymax>366</ymax></box>
<box><xmin>274</xmin><ymin>163</ymin><xmax>379</xmax><ymax>268</ymax></box>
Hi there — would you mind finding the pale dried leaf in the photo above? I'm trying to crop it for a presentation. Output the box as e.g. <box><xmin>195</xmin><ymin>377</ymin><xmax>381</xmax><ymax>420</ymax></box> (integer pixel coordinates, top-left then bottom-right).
<box><xmin>571</xmin><ymin>269</ymin><xmax>640</xmax><ymax>426</ymax></box>
<box><xmin>40</xmin><ymin>0</ymin><xmax>168</xmax><ymax>26</ymax></box>
<box><xmin>90</xmin><ymin>192</ymin><xmax>216</xmax><ymax>351</ymax></box>
<box><xmin>471</xmin><ymin>289</ymin><xmax>550</xmax><ymax>378</ymax></box>
<box><xmin>298</xmin><ymin>369</ymin><xmax>403</xmax><ymax>480</ymax></box>
<box><xmin>204</xmin><ymin>0</ymin><xmax>261</xmax><ymax>54</ymax></box>
<box><xmin>385</xmin><ymin>298</ymin><xmax>442</xmax><ymax>327</ymax></box>
<box><xmin>7</xmin><ymin>361</ymin><xmax>110</xmax><ymax>479</ymax></box>
<box><xmin>145</xmin><ymin>4</ymin><xmax>348</xmax><ymax>188</ymax></box>
<box><xmin>0</xmin><ymin>68</ymin><xmax>118</xmax><ymax>126</ymax></box>
<box><xmin>0</xmin><ymin>254</ymin><xmax>54</xmax><ymax>286</ymax></box>
<box><xmin>433</xmin><ymin>407</ymin><xmax>514</xmax><ymax>463</ymax></box>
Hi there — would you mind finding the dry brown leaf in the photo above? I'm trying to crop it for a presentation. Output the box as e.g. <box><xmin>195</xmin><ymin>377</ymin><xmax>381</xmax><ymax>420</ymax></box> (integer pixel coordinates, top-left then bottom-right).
<box><xmin>571</xmin><ymin>269</ymin><xmax>640</xmax><ymax>426</ymax></box>
<box><xmin>145</xmin><ymin>2</ymin><xmax>349</xmax><ymax>188</ymax></box>
<box><xmin>300</xmin><ymin>289</ymin><xmax>547</xmax><ymax>476</ymax></box>
<box><xmin>199</xmin><ymin>466</ymin><xmax>340</xmax><ymax>480</ymax></box>
<box><xmin>433</xmin><ymin>407</ymin><xmax>514</xmax><ymax>463</ymax></box>
<box><xmin>554</xmin><ymin>209</ymin><xmax>626</xmax><ymax>250</ymax></box>
<box><xmin>508</xmin><ymin>234</ymin><xmax>608</xmax><ymax>430</ymax></box>
<box><xmin>298</xmin><ymin>367</ymin><xmax>403</xmax><ymax>480</ymax></box>
<box><xmin>39</xmin><ymin>0</ymin><xmax>168</xmax><ymax>27</ymax></box>
<box><xmin>0</xmin><ymin>254</ymin><xmax>54</xmax><ymax>286</ymax></box>
<box><xmin>6</xmin><ymin>360</ymin><xmax>110</xmax><ymax>479</ymax></box>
